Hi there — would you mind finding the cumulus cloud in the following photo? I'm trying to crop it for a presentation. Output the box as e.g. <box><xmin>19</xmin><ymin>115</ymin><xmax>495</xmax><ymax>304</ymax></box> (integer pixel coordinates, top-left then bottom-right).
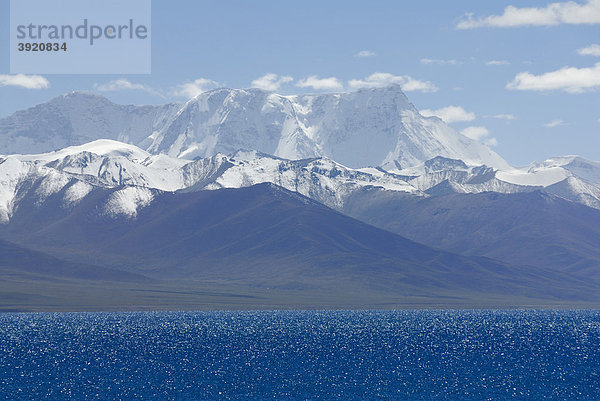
<box><xmin>506</xmin><ymin>62</ymin><xmax>600</xmax><ymax>93</ymax></box>
<box><xmin>420</xmin><ymin>106</ymin><xmax>476</xmax><ymax>123</ymax></box>
<box><xmin>251</xmin><ymin>73</ymin><xmax>293</xmax><ymax>91</ymax></box>
<box><xmin>354</xmin><ymin>50</ymin><xmax>376</xmax><ymax>58</ymax></box>
<box><xmin>296</xmin><ymin>75</ymin><xmax>343</xmax><ymax>91</ymax></box>
<box><xmin>93</xmin><ymin>79</ymin><xmax>163</xmax><ymax>97</ymax></box>
<box><xmin>486</xmin><ymin>60</ymin><xmax>510</xmax><ymax>66</ymax></box>
<box><xmin>456</xmin><ymin>0</ymin><xmax>600</xmax><ymax>29</ymax></box>
<box><xmin>460</xmin><ymin>126</ymin><xmax>498</xmax><ymax>147</ymax></box>
<box><xmin>348</xmin><ymin>72</ymin><xmax>438</xmax><ymax>92</ymax></box>
<box><xmin>420</xmin><ymin>58</ymin><xmax>459</xmax><ymax>65</ymax></box>
<box><xmin>578</xmin><ymin>44</ymin><xmax>600</xmax><ymax>56</ymax></box>
<box><xmin>172</xmin><ymin>78</ymin><xmax>219</xmax><ymax>98</ymax></box>
<box><xmin>544</xmin><ymin>119</ymin><xmax>565</xmax><ymax>127</ymax></box>
<box><xmin>0</xmin><ymin>74</ymin><xmax>49</xmax><ymax>89</ymax></box>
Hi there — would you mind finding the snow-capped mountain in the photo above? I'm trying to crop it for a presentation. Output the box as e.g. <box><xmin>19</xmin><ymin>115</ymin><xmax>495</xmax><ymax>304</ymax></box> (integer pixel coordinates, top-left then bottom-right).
<box><xmin>146</xmin><ymin>85</ymin><xmax>510</xmax><ymax>170</ymax></box>
<box><xmin>2</xmin><ymin>140</ymin><xmax>599</xmax><ymax>225</ymax></box>
<box><xmin>0</xmin><ymin>140</ymin><xmax>419</xmax><ymax>220</ymax></box>
<box><xmin>0</xmin><ymin>86</ymin><xmax>510</xmax><ymax>170</ymax></box>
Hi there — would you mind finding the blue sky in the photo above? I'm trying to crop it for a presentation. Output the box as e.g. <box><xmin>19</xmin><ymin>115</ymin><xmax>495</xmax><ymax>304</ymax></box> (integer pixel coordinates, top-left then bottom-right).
<box><xmin>0</xmin><ymin>0</ymin><xmax>599</xmax><ymax>165</ymax></box>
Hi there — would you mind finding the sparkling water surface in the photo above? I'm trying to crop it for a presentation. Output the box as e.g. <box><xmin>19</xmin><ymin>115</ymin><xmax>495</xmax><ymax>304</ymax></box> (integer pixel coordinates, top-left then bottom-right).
<box><xmin>0</xmin><ymin>310</ymin><xmax>598</xmax><ymax>400</ymax></box>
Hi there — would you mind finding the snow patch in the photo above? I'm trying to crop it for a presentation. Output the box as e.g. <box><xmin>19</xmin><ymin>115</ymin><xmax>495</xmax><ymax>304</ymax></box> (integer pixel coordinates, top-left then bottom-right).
<box><xmin>63</xmin><ymin>180</ymin><xmax>93</xmax><ymax>206</ymax></box>
<box><xmin>497</xmin><ymin>167</ymin><xmax>570</xmax><ymax>187</ymax></box>
<box><xmin>34</xmin><ymin>169</ymin><xmax>71</xmax><ymax>203</ymax></box>
<box><xmin>103</xmin><ymin>187</ymin><xmax>154</xmax><ymax>218</ymax></box>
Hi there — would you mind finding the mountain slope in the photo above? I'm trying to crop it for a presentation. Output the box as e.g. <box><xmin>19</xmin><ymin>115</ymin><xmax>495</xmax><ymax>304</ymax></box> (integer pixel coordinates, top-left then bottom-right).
<box><xmin>342</xmin><ymin>190</ymin><xmax>600</xmax><ymax>279</ymax></box>
<box><xmin>0</xmin><ymin>238</ymin><xmax>148</xmax><ymax>282</ymax></box>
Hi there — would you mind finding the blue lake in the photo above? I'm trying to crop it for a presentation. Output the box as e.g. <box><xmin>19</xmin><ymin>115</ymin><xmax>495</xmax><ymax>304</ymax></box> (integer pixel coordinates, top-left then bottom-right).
<box><xmin>0</xmin><ymin>310</ymin><xmax>598</xmax><ymax>400</ymax></box>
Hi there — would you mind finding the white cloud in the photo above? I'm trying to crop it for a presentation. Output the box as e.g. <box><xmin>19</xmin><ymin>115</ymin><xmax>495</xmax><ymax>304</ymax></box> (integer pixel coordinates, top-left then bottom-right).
<box><xmin>460</xmin><ymin>126</ymin><xmax>498</xmax><ymax>147</ymax></box>
<box><xmin>486</xmin><ymin>60</ymin><xmax>510</xmax><ymax>66</ymax></box>
<box><xmin>492</xmin><ymin>114</ymin><xmax>516</xmax><ymax>120</ymax></box>
<box><xmin>420</xmin><ymin>58</ymin><xmax>459</xmax><ymax>65</ymax></box>
<box><xmin>402</xmin><ymin>77</ymin><xmax>438</xmax><ymax>92</ymax></box>
<box><xmin>461</xmin><ymin>126</ymin><xmax>490</xmax><ymax>140</ymax></box>
<box><xmin>348</xmin><ymin>72</ymin><xmax>438</xmax><ymax>92</ymax></box>
<box><xmin>93</xmin><ymin>79</ymin><xmax>163</xmax><ymax>97</ymax></box>
<box><xmin>544</xmin><ymin>119</ymin><xmax>565</xmax><ymax>127</ymax></box>
<box><xmin>578</xmin><ymin>44</ymin><xmax>600</xmax><ymax>56</ymax></box>
<box><xmin>94</xmin><ymin>79</ymin><xmax>145</xmax><ymax>91</ymax></box>
<box><xmin>457</xmin><ymin>0</ymin><xmax>600</xmax><ymax>29</ymax></box>
<box><xmin>486</xmin><ymin>137</ymin><xmax>499</xmax><ymax>147</ymax></box>
<box><xmin>0</xmin><ymin>74</ymin><xmax>49</xmax><ymax>89</ymax></box>
<box><xmin>420</xmin><ymin>106</ymin><xmax>476</xmax><ymax>123</ymax></box>
<box><xmin>251</xmin><ymin>73</ymin><xmax>293</xmax><ymax>91</ymax></box>
<box><xmin>354</xmin><ymin>50</ymin><xmax>376</xmax><ymax>58</ymax></box>
<box><xmin>172</xmin><ymin>78</ymin><xmax>219</xmax><ymax>98</ymax></box>
<box><xmin>506</xmin><ymin>62</ymin><xmax>600</xmax><ymax>93</ymax></box>
<box><xmin>296</xmin><ymin>75</ymin><xmax>343</xmax><ymax>91</ymax></box>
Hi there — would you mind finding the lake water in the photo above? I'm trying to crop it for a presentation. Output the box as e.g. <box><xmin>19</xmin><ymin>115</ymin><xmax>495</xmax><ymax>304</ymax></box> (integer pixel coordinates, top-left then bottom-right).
<box><xmin>0</xmin><ymin>310</ymin><xmax>598</xmax><ymax>400</ymax></box>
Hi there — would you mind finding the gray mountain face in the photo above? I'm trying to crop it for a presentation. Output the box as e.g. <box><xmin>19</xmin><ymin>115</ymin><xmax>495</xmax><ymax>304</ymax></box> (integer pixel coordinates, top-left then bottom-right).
<box><xmin>0</xmin><ymin>86</ymin><xmax>510</xmax><ymax>170</ymax></box>
<box><xmin>0</xmin><ymin>92</ymin><xmax>181</xmax><ymax>155</ymax></box>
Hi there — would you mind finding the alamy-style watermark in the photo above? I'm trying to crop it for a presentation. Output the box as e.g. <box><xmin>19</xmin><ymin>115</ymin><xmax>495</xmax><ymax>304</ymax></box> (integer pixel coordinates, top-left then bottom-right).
<box><xmin>10</xmin><ymin>0</ymin><xmax>151</xmax><ymax>74</ymax></box>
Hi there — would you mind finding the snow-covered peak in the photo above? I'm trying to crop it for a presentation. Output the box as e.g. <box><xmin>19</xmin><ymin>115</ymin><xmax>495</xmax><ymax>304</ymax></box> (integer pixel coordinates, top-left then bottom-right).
<box><xmin>528</xmin><ymin>156</ymin><xmax>600</xmax><ymax>186</ymax></box>
<box><xmin>146</xmin><ymin>87</ymin><xmax>316</xmax><ymax>161</ymax></box>
<box><xmin>498</xmin><ymin>167</ymin><xmax>570</xmax><ymax>187</ymax></box>
<box><xmin>54</xmin><ymin>90</ymin><xmax>116</xmax><ymax>104</ymax></box>
<box><xmin>198</xmin><ymin>151</ymin><xmax>418</xmax><ymax>208</ymax></box>
<box><xmin>0</xmin><ymin>141</ymin><xmax>193</xmax><ymax>196</ymax></box>
<box><xmin>496</xmin><ymin>156</ymin><xmax>600</xmax><ymax>188</ymax></box>
<box><xmin>290</xmin><ymin>86</ymin><xmax>510</xmax><ymax>170</ymax></box>
<box><xmin>13</xmin><ymin>139</ymin><xmax>152</xmax><ymax>162</ymax></box>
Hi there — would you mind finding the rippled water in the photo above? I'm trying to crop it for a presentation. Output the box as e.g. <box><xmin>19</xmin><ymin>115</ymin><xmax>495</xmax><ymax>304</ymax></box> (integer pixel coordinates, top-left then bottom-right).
<box><xmin>0</xmin><ymin>310</ymin><xmax>599</xmax><ymax>400</ymax></box>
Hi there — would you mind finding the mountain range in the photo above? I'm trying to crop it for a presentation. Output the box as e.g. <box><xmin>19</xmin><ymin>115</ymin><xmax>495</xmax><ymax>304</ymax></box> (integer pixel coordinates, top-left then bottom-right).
<box><xmin>0</xmin><ymin>86</ymin><xmax>509</xmax><ymax>169</ymax></box>
<box><xmin>0</xmin><ymin>86</ymin><xmax>598</xmax><ymax>310</ymax></box>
